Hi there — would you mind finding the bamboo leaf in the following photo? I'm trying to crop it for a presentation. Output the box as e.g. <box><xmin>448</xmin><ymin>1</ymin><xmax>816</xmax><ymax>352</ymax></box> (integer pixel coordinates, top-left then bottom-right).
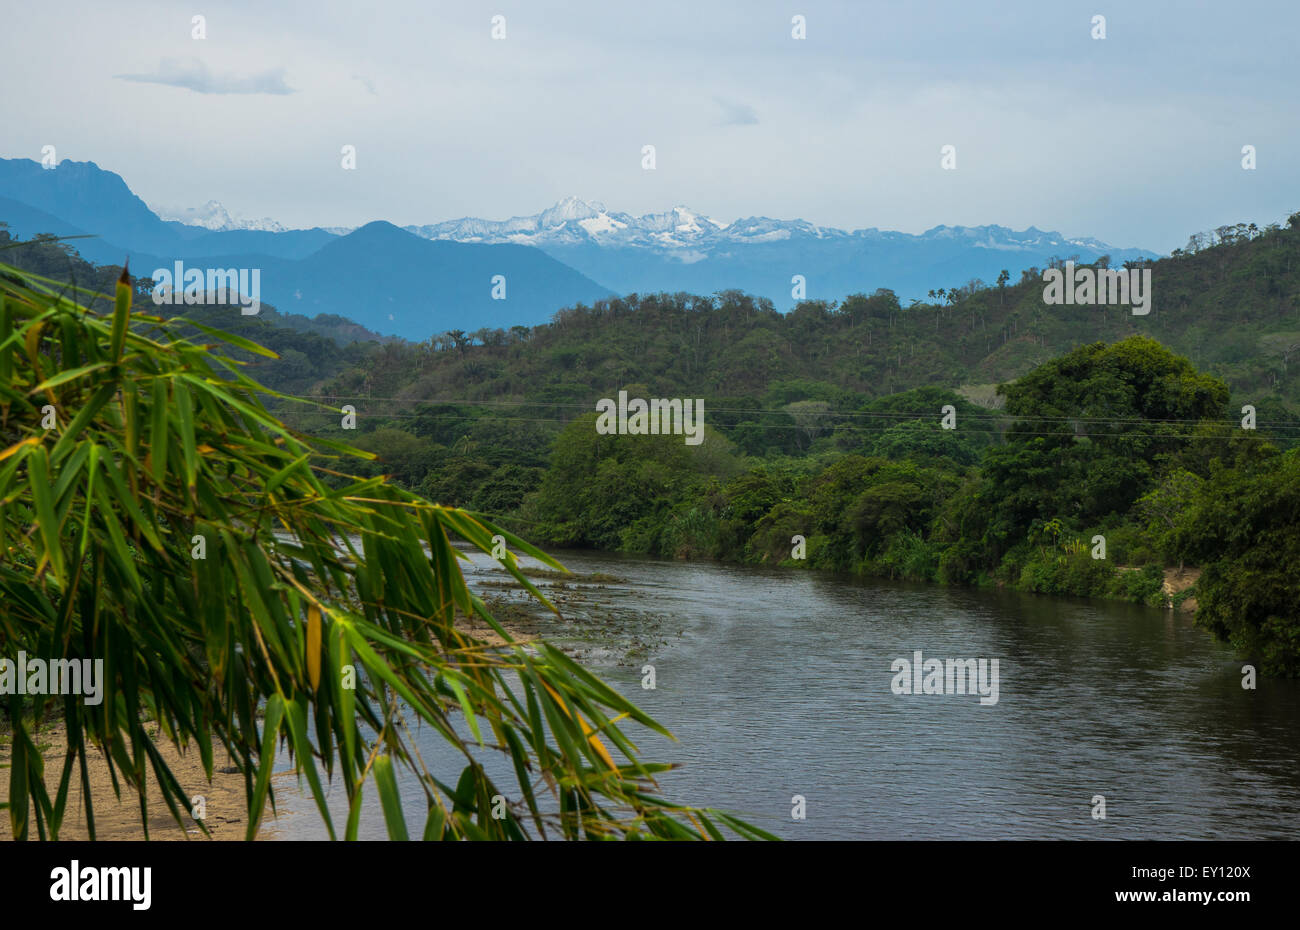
<box><xmin>0</xmin><ymin>436</ymin><xmax>40</xmax><ymax>464</ymax></box>
<box><xmin>306</xmin><ymin>603</ymin><xmax>322</xmax><ymax>691</ymax></box>
<box><xmin>373</xmin><ymin>755</ymin><xmax>409</xmax><ymax>841</ymax></box>
<box><xmin>177</xmin><ymin>319</ymin><xmax>281</xmax><ymax>358</ymax></box>
<box><xmin>27</xmin><ymin>447</ymin><xmax>65</xmax><ymax>581</ymax></box>
<box><xmin>28</xmin><ymin>361</ymin><xmax>114</xmax><ymax>395</ymax></box>
<box><xmin>110</xmin><ymin>266</ymin><xmax>131</xmax><ymax>360</ymax></box>
<box><xmin>246</xmin><ymin>694</ymin><xmax>285</xmax><ymax>840</ymax></box>
<box><xmin>446</xmin><ymin>675</ymin><xmax>483</xmax><ymax>746</ymax></box>
<box><xmin>282</xmin><ymin>698</ymin><xmax>335</xmax><ymax>840</ymax></box>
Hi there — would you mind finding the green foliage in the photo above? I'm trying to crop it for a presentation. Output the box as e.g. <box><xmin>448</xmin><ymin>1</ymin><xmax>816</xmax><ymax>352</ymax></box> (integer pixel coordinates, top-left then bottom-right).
<box><xmin>284</xmin><ymin>218</ymin><xmax>1300</xmax><ymax>436</ymax></box>
<box><xmin>1171</xmin><ymin>447</ymin><xmax>1300</xmax><ymax>676</ymax></box>
<box><xmin>0</xmin><ymin>261</ymin><xmax>769</xmax><ymax>840</ymax></box>
<box><xmin>1018</xmin><ymin>550</ymin><xmax>1116</xmax><ymax>598</ymax></box>
<box><xmin>1135</xmin><ymin>468</ymin><xmax>1205</xmax><ymax>564</ymax></box>
<box><xmin>525</xmin><ymin>414</ymin><xmax>741</xmax><ymax>554</ymax></box>
<box><xmin>868</xmin><ymin>420</ymin><xmax>981</xmax><ymax>466</ymax></box>
<box><xmin>876</xmin><ymin>529</ymin><xmax>941</xmax><ymax>581</ymax></box>
<box><xmin>967</xmin><ymin>338</ymin><xmax>1232</xmax><ymax>560</ymax></box>
<box><xmin>352</xmin><ymin>427</ymin><xmax>440</xmax><ymax>487</ymax></box>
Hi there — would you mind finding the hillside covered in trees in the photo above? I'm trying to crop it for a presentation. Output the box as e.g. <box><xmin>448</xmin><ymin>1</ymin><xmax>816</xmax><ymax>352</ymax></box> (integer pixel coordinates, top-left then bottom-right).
<box><xmin>304</xmin><ymin>211</ymin><xmax>1300</xmax><ymax>419</ymax></box>
<box><xmin>5</xmin><ymin>214</ymin><xmax>1300</xmax><ymax>675</ymax></box>
<box><xmin>9</xmin><ymin>211</ymin><xmax>1300</xmax><ymax>418</ymax></box>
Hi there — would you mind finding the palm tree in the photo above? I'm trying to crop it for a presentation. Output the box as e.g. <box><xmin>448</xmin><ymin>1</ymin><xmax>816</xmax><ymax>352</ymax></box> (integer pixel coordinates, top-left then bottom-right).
<box><xmin>0</xmin><ymin>261</ymin><xmax>769</xmax><ymax>841</ymax></box>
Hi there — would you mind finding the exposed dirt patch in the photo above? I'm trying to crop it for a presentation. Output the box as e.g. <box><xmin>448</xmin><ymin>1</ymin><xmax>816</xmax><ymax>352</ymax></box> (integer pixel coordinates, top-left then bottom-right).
<box><xmin>1163</xmin><ymin>567</ymin><xmax>1201</xmax><ymax>612</ymax></box>
<box><xmin>455</xmin><ymin>602</ymin><xmax>539</xmax><ymax>646</ymax></box>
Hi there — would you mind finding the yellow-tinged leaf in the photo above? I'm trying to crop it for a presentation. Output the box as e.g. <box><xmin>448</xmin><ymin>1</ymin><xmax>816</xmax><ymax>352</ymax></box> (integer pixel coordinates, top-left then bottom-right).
<box><xmin>541</xmin><ymin>680</ymin><xmax>616</xmax><ymax>770</ymax></box>
<box><xmin>0</xmin><ymin>436</ymin><xmax>41</xmax><ymax>463</ymax></box>
<box><xmin>306</xmin><ymin>604</ymin><xmax>322</xmax><ymax>690</ymax></box>
<box><xmin>579</xmin><ymin>716</ymin><xmax>616</xmax><ymax>771</ymax></box>
<box><xmin>24</xmin><ymin>322</ymin><xmax>48</xmax><ymax>393</ymax></box>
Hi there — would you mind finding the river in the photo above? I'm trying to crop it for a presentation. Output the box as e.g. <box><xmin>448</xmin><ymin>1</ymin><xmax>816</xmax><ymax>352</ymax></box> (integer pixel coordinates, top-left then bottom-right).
<box><xmin>266</xmin><ymin>547</ymin><xmax>1300</xmax><ymax>840</ymax></box>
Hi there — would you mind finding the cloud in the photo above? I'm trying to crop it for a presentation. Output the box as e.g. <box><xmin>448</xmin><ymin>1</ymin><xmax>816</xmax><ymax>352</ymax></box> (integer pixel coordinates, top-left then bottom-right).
<box><xmin>715</xmin><ymin>96</ymin><xmax>758</xmax><ymax>126</ymax></box>
<box><xmin>351</xmin><ymin>74</ymin><xmax>378</xmax><ymax>95</ymax></box>
<box><xmin>115</xmin><ymin>57</ymin><xmax>295</xmax><ymax>95</ymax></box>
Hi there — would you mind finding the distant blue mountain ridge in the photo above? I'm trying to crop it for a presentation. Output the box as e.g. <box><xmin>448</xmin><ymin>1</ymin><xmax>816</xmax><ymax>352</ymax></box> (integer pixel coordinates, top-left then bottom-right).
<box><xmin>0</xmin><ymin>157</ymin><xmax>1159</xmax><ymax>341</ymax></box>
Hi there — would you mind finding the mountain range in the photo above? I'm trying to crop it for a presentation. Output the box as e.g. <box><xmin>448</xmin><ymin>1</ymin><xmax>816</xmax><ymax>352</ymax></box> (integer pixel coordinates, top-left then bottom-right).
<box><xmin>0</xmin><ymin>158</ymin><xmax>609</xmax><ymax>338</ymax></box>
<box><xmin>0</xmin><ymin>156</ymin><xmax>1159</xmax><ymax>341</ymax></box>
<box><xmin>405</xmin><ymin>195</ymin><xmax>1117</xmax><ymax>254</ymax></box>
<box><xmin>155</xmin><ymin>200</ymin><xmax>289</xmax><ymax>233</ymax></box>
<box><xmin>401</xmin><ymin>196</ymin><xmax>1158</xmax><ymax>305</ymax></box>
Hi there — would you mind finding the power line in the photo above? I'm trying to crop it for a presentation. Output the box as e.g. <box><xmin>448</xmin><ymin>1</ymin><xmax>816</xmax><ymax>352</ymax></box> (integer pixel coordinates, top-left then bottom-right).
<box><xmin>291</xmin><ymin>412</ymin><xmax>1286</xmax><ymax>441</ymax></box>
<box><xmin>270</xmin><ymin>393</ymin><xmax>1300</xmax><ymax>430</ymax></box>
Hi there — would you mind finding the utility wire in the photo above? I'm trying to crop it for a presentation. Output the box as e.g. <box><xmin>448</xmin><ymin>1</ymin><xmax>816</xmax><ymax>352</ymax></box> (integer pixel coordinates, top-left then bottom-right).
<box><xmin>268</xmin><ymin>393</ymin><xmax>1300</xmax><ymax>430</ymax></box>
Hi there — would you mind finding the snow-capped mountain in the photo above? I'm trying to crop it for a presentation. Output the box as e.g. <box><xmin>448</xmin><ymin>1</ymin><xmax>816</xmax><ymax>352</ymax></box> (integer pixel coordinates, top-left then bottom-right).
<box><xmin>403</xmin><ymin>198</ymin><xmax>1140</xmax><ymax>258</ymax></box>
<box><xmin>397</xmin><ymin>198</ymin><xmax>1157</xmax><ymax>307</ymax></box>
<box><xmin>147</xmin><ymin>193</ymin><xmax>1133</xmax><ymax>263</ymax></box>
<box><xmin>405</xmin><ymin>197</ymin><xmax>832</xmax><ymax>250</ymax></box>
<box><xmin>156</xmin><ymin>199</ymin><xmax>288</xmax><ymax>233</ymax></box>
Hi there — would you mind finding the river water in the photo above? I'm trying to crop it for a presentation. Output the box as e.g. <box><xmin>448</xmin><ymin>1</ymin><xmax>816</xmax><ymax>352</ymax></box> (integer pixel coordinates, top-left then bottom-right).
<box><xmin>267</xmin><ymin>548</ymin><xmax>1300</xmax><ymax>840</ymax></box>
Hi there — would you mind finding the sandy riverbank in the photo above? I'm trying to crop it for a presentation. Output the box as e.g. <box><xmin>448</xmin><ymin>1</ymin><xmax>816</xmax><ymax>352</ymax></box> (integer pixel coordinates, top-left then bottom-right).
<box><xmin>0</xmin><ymin>717</ymin><xmax>278</xmax><ymax>841</ymax></box>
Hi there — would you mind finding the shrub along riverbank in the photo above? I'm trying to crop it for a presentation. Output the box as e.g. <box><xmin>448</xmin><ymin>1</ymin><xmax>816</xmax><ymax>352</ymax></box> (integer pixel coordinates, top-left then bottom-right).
<box><xmin>502</xmin><ymin>337</ymin><xmax>1298</xmax><ymax>676</ymax></box>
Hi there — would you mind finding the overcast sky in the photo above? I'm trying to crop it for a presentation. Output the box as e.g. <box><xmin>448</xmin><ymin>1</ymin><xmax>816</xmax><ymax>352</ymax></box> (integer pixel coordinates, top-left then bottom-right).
<box><xmin>3</xmin><ymin>0</ymin><xmax>1296</xmax><ymax>252</ymax></box>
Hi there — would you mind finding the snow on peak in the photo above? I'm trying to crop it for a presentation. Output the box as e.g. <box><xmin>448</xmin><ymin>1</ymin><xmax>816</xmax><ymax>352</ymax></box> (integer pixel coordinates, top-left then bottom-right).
<box><xmin>578</xmin><ymin>213</ymin><xmax>626</xmax><ymax>236</ymax></box>
<box><xmin>156</xmin><ymin>199</ymin><xmax>287</xmax><ymax>232</ymax></box>
<box><xmin>404</xmin><ymin>201</ymin><xmax>844</xmax><ymax>250</ymax></box>
<box><xmin>538</xmin><ymin>196</ymin><xmax>605</xmax><ymax>227</ymax></box>
<box><xmin>399</xmin><ymin>202</ymin><xmax>1131</xmax><ymax>262</ymax></box>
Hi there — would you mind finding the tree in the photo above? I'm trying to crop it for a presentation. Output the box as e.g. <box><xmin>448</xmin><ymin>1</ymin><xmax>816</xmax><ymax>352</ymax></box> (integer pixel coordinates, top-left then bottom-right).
<box><xmin>0</xmin><ymin>262</ymin><xmax>768</xmax><ymax>841</ymax></box>
<box><xmin>971</xmin><ymin>337</ymin><xmax>1231</xmax><ymax>560</ymax></box>
<box><xmin>1136</xmin><ymin>469</ymin><xmax>1204</xmax><ymax>570</ymax></box>
<box><xmin>353</xmin><ymin>427</ymin><xmax>439</xmax><ymax>487</ymax></box>
<box><xmin>783</xmin><ymin>400</ymin><xmax>832</xmax><ymax>449</ymax></box>
<box><xmin>869</xmin><ymin>419</ymin><xmax>980</xmax><ymax>466</ymax></box>
<box><xmin>1174</xmin><ymin>447</ymin><xmax>1300</xmax><ymax>676</ymax></box>
<box><xmin>526</xmin><ymin>414</ymin><xmax>739</xmax><ymax>553</ymax></box>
